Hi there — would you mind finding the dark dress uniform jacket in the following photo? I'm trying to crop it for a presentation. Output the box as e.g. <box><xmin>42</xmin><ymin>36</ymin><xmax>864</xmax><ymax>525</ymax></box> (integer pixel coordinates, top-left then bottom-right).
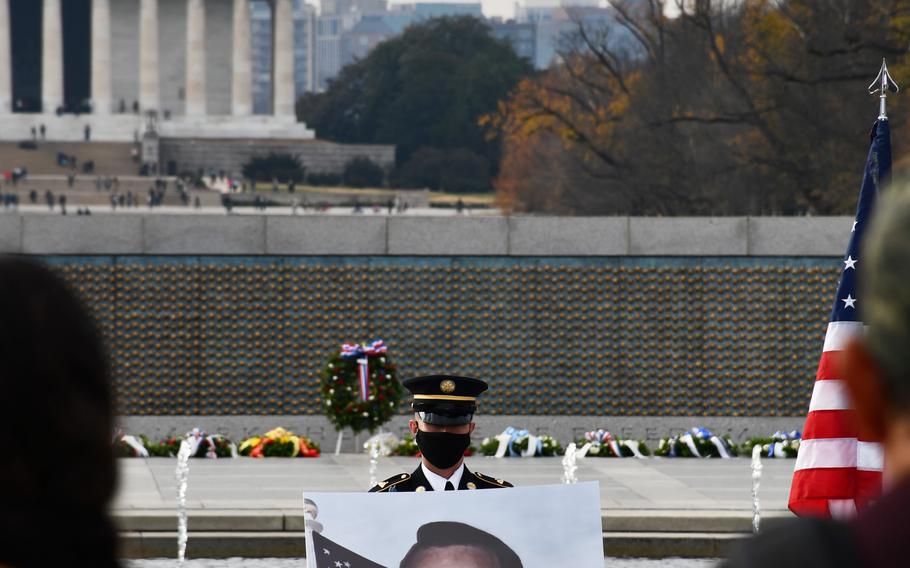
<box><xmin>369</xmin><ymin>464</ymin><xmax>512</xmax><ymax>492</ymax></box>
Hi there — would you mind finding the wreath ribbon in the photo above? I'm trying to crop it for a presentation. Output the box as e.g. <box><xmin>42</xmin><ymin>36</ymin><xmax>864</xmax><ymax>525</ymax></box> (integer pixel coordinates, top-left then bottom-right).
<box><xmin>493</xmin><ymin>427</ymin><xmax>541</xmax><ymax>457</ymax></box>
<box><xmin>340</xmin><ymin>340</ymin><xmax>387</xmax><ymax>401</ymax></box>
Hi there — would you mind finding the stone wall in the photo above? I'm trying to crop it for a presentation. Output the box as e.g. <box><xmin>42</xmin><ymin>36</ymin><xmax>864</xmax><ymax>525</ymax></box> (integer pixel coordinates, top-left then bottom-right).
<box><xmin>0</xmin><ymin>215</ymin><xmax>853</xmax><ymax>256</ymax></box>
<box><xmin>158</xmin><ymin>138</ymin><xmax>397</xmax><ymax>176</ymax></box>
<box><xmin>0</xmin><ymin>215</ymin><xmax>851</xmax><ymax>421</ymax></box>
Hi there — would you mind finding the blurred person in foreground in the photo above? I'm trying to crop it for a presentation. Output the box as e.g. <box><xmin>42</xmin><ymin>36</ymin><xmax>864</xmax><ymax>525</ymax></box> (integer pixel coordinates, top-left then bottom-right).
<box><xmin>0</xmin><ymin>258</ymin><xmax>120</xmax><ymax>568</ymax></box>
<box><xmin>724</xmin><ymin>182</ymin><xmax>910</xmax><ymax>568</ymax></box>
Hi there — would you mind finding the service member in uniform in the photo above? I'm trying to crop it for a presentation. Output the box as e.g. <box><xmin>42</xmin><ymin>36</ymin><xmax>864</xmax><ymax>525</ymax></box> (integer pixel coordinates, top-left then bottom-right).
<box><xmin>369</xmin><ymin>375</ymin><xmax>512</xmax><ymax>492</ymax></box>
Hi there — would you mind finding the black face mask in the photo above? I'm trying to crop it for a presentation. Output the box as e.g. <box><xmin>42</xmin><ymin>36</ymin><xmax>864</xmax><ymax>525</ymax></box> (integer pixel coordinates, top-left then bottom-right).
<box><xmin>415</xmin><ymin>430</ymin><xmax>471</xmax><ymax>470</ymax></box>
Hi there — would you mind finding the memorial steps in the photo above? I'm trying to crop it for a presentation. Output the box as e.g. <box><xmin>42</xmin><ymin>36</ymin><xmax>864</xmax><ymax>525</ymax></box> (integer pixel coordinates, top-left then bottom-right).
<box><xmin>4</xmin><ymin>175</ymin><xmax>223</xmax><ymax>207</ymax></box>
<box><xmin>0</xmin><ymin>141</ymin><xmax>137</xmax><ymax>174</ymax></box>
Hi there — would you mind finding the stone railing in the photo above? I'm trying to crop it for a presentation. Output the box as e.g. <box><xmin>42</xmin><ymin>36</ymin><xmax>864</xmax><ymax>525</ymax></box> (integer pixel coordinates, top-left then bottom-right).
<box><xmin>0</xmin><ymin>215</ymin><xmax>851</xmax><ymax>256</ymax></box>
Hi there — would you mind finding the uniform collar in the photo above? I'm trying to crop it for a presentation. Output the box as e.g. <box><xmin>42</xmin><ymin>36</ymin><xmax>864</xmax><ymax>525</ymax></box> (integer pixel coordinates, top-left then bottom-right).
<box><xmin>420</xmin><ymin>461</ymin><xmax>465</xmax><ymax>492</ymax></box>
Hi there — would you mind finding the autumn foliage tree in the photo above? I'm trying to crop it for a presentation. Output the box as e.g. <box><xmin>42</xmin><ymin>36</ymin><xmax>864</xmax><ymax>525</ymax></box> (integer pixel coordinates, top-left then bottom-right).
<box><xmin>298</xmin><ymin>16</ymin><xmax>533</xmax><ymax>192</ymax></box>
<box><xmin>487</xmin><ymin>0</ymin><xmax>910</xmax><ymax>215</ymax></box>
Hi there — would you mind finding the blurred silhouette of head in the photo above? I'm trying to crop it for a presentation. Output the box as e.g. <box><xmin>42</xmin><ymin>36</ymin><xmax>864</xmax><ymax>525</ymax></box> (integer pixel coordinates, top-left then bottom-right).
<box><xmin>0</xmin><ymin>257</ymin><xmax>119</xmax><ymax>568</ymax></box>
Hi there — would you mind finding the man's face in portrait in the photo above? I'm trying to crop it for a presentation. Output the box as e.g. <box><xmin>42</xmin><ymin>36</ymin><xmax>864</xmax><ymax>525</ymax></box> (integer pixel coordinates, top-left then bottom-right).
<box><xmin>404</xmin><ymin>544</ymin><xmax>500</xmax><ymax>568</ymax></box>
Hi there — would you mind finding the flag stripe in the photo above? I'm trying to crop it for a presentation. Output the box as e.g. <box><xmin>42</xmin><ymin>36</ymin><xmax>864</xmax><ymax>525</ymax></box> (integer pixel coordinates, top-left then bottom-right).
<box><xmin>795</xmin><ymin>438</ymin><xmax>858</xmax><ymax>470</ymax></box>
<box><xmin>857</xmin><ymin>440</ymin><xmax>884</xmax><ymax>471</ymax></box>
<box><xmin>791</xmin><ymin>468</ymin><xmax>857</xmax><ymax>500</ymax></box>
<box><xmin>815</xmin><ymin>350</ymin><xmax>843</xmax><ymax>381</ymax></box>
<box><xmin>808</xmin><ymin>380</ymin><xmax>852</xmax><ymax>411</ymax></box>
<box><xmin>822</xmin><ymin>321</ymin><xmax>866</xmax><ymax>352</ymax></box>
<box><xmin>802</xmin><ymin>409</ymin><xmax>857</xmax><ymax>439</ymax></box>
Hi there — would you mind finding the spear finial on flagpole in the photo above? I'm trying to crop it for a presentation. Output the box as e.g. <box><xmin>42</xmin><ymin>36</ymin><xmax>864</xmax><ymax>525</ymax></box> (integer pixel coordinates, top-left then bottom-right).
<box><xmin>869</xmin><ymin>58</ymin><xmax>899</xmax><ymax>120</ymax></box>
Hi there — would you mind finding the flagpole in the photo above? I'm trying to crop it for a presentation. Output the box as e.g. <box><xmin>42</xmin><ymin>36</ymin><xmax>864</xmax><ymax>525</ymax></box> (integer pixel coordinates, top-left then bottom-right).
<box><xmin>869</xmin><ymin>58</ymin><xmax>899</xmax><ymax>120</ymax></box>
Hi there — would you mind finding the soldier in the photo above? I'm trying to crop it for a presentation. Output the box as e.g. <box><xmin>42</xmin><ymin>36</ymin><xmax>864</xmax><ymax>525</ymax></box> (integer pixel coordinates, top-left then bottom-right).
<box><xmin>370</xmin><ymin>375</ymin><xmax>512</xmax><ymax>492</ymax></box>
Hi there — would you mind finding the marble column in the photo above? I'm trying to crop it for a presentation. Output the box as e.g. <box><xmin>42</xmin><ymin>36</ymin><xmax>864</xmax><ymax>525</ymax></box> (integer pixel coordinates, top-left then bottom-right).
<box><xmin>185</xmin><ymin>0</ymin><xmax>206</xmax><ymax>116</ymax></box>
<box><xmin>41</xmin><ymin>0</ymin><xmax>63</xmax><ymax>113</ymax></box>
<box><xmin>231</xmin><ymin>0</ymin><xmax>252</xmax><ymax>116</ymax></box>
<box><xmin>91</xmin><ymin>0</ymin><xmax>112</xmax><ymax>114</ymax></box>
<box><xmin>272</xmin><ymin>0</ymin><xmax>295</xmax><ymax>118</ymax></box>
<box><xmin>0</xmin><ymin>0</ymin><xmax>11</xmax><ymax>114</ymax></box>
<box><xmin>139</xmin><ymin>0</ymin><xmax>160</xmax><ymax>112</ymax></box>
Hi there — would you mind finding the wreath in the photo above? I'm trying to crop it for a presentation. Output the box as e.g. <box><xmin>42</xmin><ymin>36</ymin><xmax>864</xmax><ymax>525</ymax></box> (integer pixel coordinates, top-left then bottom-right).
<box><xmin>322</xmin><ymin>340</ymin><xmax>404</xmax><ymax>434</ymax></box>
<box><xmin>654</xmin><ymin>428</ymin><xmax>738</xmax><ymax>458</ymax></box>
<box><xmin>576</xmin><ymin>430</ymin><xmax>651</xmax><ymax>458</ymax></box>
<box><xmin>113</xmin><ymin>429</ymin><xmax>236</xmax><ymax>458</ymax></box>
<box><xmin>238</xmin><ymin>427</ymin><xmax>320</xmax><ymax>458</ymax></box>
<box><xmin>741</xmin><ymin>431</ymin><xmax>800</xmax><ymax>458</ymax></box>
<box><xmin>479</xmin><ymin>428</ymin><xmax>563</xmax><ymax>457</ymax></box>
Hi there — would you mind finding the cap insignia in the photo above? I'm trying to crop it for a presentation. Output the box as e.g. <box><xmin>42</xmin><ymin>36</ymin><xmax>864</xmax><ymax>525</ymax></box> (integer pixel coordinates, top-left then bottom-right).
<box><xmin>440</xmin><ymin>379</ymin><xmax>456</xmax><ymax>394</ymax></box>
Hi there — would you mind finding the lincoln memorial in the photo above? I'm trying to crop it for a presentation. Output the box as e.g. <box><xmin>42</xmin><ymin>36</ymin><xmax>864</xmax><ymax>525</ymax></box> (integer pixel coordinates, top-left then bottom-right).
<box><xmin>0</xmin><ymin>0</ymin><xmax>314</xmax><ymax>140</ymax></box>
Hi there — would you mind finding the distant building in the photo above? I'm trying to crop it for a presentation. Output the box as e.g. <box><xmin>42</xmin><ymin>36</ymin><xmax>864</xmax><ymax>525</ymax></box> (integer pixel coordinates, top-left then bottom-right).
<box><xmin>251</xmin><ymin>0</ymin><xmax>273</xmax><ymax>114</ymax></box>
<box><xmin>252</xmin><ymin>0</ymin><xmax>317</xmax><ymax>113</ymax></box>
<box><xmin>316</xmin><ymin>13</ymin><xmax>351</xmax><ymax>91</ymax></box>
<box><xmin>408</xmin><ymin>2</ymin><xmax>484</xmax><ymax>19</ymax></box>
<box><xmin>294</xmin><ymin>1</ymin><xmax>318</xmax><ymax>96</ymax></box>
<box><xmin>322</xmin><ymin>0</ymin><xmax>388</xmax><ymax>16</ymax></box>
<box><xmin>341</xmin><ymin>15</ymin><xmax>395</xmax><ymax>67</ymax></box>
<box><xmin>489</xmin><ymin>21</ymin><xmax>537</xmax><ymax>64</ymax></box>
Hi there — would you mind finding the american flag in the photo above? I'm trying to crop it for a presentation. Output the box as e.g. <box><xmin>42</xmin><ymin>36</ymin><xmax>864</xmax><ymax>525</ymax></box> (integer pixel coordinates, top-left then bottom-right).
<box><xmin>310</xmin><ymin>530</ymin><xmax>387</xmax><ymax>568</ymax></box>
<box><xmin>788</xmin><ymin>119</ymin><xmax>891</xmax><ymax>518</ymax></box>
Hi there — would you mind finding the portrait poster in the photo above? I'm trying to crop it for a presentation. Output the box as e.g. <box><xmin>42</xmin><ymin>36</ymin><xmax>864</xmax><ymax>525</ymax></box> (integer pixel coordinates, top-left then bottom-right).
<box><xmin>303</xmin><ymin>481</ymin><xmax>603</xmax><ymax>568</ymax></box>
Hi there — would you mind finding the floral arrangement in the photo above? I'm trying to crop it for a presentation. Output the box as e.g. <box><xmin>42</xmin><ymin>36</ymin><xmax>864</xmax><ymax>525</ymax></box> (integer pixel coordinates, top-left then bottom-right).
<box><xmin>741</xmin><ymin>431</ymin><xmax>800</xmax><ymax>458</ymax></box>
<box><xmin>362</xmin><ymin>432</ymin><xmax>401</xmax><ymax>457</ymax></box>
<box><xmin>238</xmin><ymin>427</ymin><xmax>320</xmax><ymax>458</ymax></box>
<box><xmin>114</xmin><ymin>433</ymin><xmax>150</xmax><ymax>457</ymax></box>
<box><xmin>480</xmin><ymin>427</ymin><xmax>563</xmax><ymax>457</ymax></box>
<box><xmin>393</xmin><ymin>435</ymin><xmax>420</xmax><ymax>456</ymax></box>
<box><xmin>654</xmin><ymin>428</ymin><xmax>738</xmax><ymax>458</ymax></box>
<box><xmin>322</xmin><ymin>340</ymin><xmax>404</xmax><ymax>435</ymax></box>
<box><xmin>113</xmin><ymin>429</ymin><xmax>236</xmax><ymax>458</ymax></box>
<box><xmin>576</xmin><ymin>430</ymin><xmax>651</xmax><ymax>458</ymax></box>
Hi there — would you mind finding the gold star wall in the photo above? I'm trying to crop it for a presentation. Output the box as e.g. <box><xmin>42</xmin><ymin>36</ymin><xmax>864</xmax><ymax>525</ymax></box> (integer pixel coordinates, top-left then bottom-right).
<box><xmin>50</xmin><ymin>257</ymin><xmax>837</xmax><ymax>416</ymax></box>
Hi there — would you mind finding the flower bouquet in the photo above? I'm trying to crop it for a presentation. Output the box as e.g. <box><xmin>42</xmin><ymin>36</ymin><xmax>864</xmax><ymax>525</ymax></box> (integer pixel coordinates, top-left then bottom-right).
<box><xmin>148</xmin><ymin>428</ymin><xmax>237</xmax><ymax>458</ymax></box>
<box><xmin>393</xmin><ymin>435</ymin><xmax>420</xmax><ymax>456</ymax></box>
<box><xmin>362</xmin><ymin>432</ymin><xmax>401</xmax><ymax>457</ymax></box>
<box><xmin>114</xmin><ymin>433</ymin><xmax>150</xmax><ymax>457</ymax></box>
<box><xmin>741</xmin><ymin>431</ymin><xmax>800</xmax><ymax>458</ymax></box>
<box><xmin>654</xmin><ymin>428</ymin><xmax>738</xmax><ymax>458</ymax></box>
<box><xmin>480</xmin><ymin>427</ymin><xmax>562</xmax><ymax>457</ymax></box>
<box><xmin>238</xmin><ymin>427</ymin><xmax>320</xmax><ymax>458</ymax></box>
<box><xmin>576</xmin><ymin>429</ymin><xmax>650</xmax><ymax>458</ymax></box>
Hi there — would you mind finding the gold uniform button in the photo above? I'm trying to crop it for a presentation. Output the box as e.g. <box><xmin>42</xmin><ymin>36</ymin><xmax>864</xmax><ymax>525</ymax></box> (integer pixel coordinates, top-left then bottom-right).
<box><xmin>400</xmin><ymin>474</ymin><xmax>408</xmax><ymax>479</ymax></box>
<box><xmin>467</xmin><ymin>482</ymin><xmax>477</xmax><ymax>490</ymax></box>
<box><xmin>416</xmin><ymin>486</ymin><xmax>426</xmax><ymax>492</ymax></box>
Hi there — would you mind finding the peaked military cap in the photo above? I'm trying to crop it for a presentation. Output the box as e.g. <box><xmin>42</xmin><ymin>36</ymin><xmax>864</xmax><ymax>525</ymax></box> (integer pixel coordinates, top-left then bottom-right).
<box><xmin>404</xmin><ymin>374</ymin><xmax>487</xmax><ymax>425</ymax></box>
<box><xmin>399</xmin><ymin>521</ymin><xmax>523</xmax><ymax>567</ymax></box>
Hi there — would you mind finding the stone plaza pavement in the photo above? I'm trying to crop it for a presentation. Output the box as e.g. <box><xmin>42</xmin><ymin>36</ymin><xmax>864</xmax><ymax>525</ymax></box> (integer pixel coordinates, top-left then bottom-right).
<box><xmin>114</xmin><ymin>455</ymin><xmax>796</xmax><ymax>559</ymax></box>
